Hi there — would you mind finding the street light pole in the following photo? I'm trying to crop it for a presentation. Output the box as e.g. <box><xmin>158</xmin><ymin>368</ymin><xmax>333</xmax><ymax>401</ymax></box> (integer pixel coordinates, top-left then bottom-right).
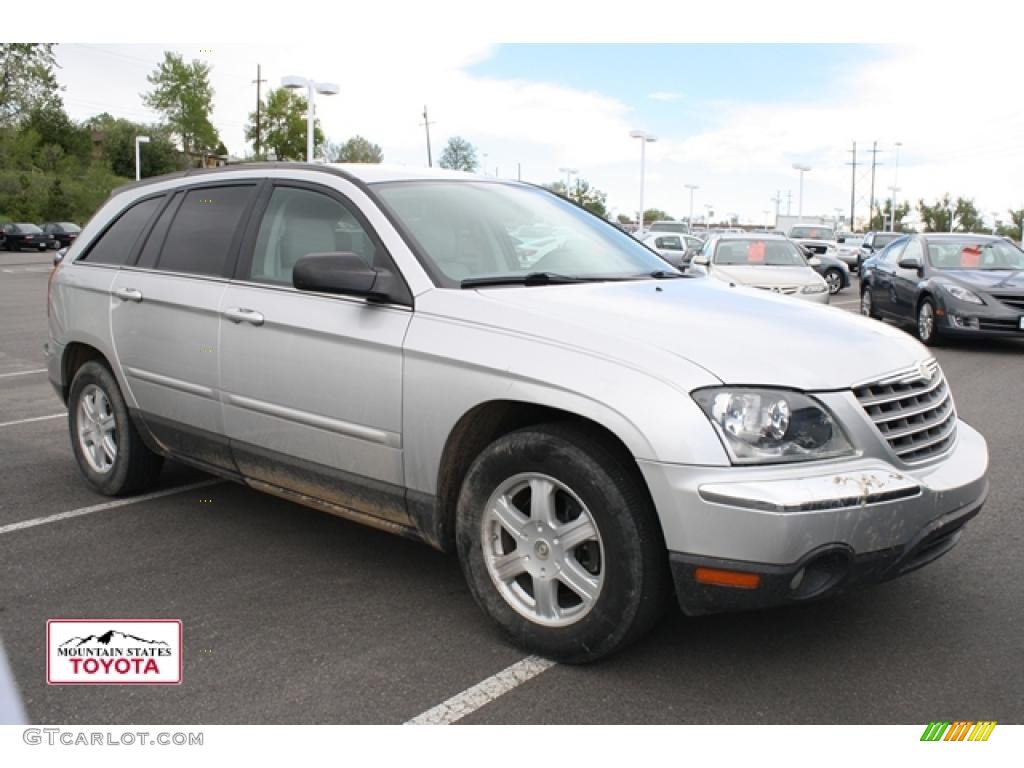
<box><xmin>630</xmin><ymin>130</ymin><xmax>657</xmax><ymax>231</ymax></box>
<box><xmin>558</xmin><ymin>167</ymin><xmax>578</xmax><ymax>196</ymax></box>
<box><xmin>792</xmin><ymin>164</ymin><xmax>811</xmax><ymax>223</ymax></box>
<box><xmin>281</xmin><ymin>75</ymin><xmax>339</xmax><ymax>162</ymax></box>
<box><xmin>134</xmin><ymin>136</ymin><xmax>150</xmax><ymax>181</ymax></box>
<box><xmin>890</xmin><ymin>142</ymin><xmax>902</xmax><ymax>232</ymax></box>
<box><xmin>684</xmin><ymin>184</ymin><xmax>699</xmax><ymax>229</ymax></box>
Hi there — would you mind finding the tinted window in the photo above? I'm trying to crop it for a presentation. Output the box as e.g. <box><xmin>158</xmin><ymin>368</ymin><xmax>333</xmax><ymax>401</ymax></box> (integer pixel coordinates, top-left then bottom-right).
<box><xmin>247</xmin><ymin>186</ymin><xmax>377</xmax><ymax>285</ymax></box>
<box><xmin>15</xmin><ymin>223</ymin><xmax>43</xmax><ymax>234</ymax></box>
<box><xmin>81</xmin><ymin>196</ymin><xmax>163</xmax><ymax>266</ymax></box>
<box><xmin>136</xmin><ymin>192</ymin><xmax>181</xmax><ymax>269</ymax></box>
<box><xmin>655</xmin><ymin>236</ymin><xmax>683</xmax><ymax>250</ymax></box>
<box><xmin>156</xmin><ymin>185</ymin><xmax>255</xmax><ymax>276</ymax></box>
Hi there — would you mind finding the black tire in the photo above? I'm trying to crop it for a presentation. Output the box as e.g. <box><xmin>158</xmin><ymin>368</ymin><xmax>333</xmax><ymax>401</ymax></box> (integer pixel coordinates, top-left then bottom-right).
<box><xmin>824</xmin><ymin>268</ymin><xmax>844</xmax><ymax>296</ymax></box>
<box><xmin>916</xmin><ymin>297</ymin><xmax>942</xmax><ymax>346</ymax></box>
<box><xmin>860</xmin><ymin>286</ymin><xmax>879</xmax><ymax>319</ymax></box>
<box><xmin>68</xmin><ymin>360</ymin><xmax>163</xmax><ymax>496</ymax></box>
<box><xmin>456</xmin><ymin>422</ymin><xmax>669</xmax><ymax>663</ymax></box>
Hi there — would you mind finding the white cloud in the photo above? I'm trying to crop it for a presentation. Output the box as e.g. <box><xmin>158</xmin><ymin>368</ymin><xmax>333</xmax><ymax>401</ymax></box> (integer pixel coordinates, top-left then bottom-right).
<box><xmin>648</xmin><ymin>91</ymin><xmax>684</xmax><ymax>102</ymax></box>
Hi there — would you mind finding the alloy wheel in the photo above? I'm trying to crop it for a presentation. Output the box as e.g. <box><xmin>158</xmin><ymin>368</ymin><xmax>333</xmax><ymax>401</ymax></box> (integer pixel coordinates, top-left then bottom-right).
<box><xmin>77</xmin><ymin>384</ymin><xmax>117</xmax><ymax>474</ymax></box>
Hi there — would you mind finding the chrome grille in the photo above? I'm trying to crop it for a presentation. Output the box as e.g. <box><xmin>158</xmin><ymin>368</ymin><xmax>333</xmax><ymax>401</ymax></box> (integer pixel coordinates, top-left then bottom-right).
<box><xmin>754</xmin><ymin>284</ymin><xmax>799</xmax><ymax>295</ymax></box>
<box><xmin>853</xmin><ymin>359</ymin><xmax>957</xmax><ymax>463</ymax></box>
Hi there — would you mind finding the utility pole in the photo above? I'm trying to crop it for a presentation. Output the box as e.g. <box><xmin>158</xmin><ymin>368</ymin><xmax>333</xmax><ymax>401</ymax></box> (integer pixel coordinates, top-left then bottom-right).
<box><xmin>771</xmin><ymin>190</ymin><xmax>782</xmax><ymax>228</ymax></box>
<box><xmin>869</xmin><ymin>141</ymin><xmax>882</xmax><ymax>229</ymax></box>
<box><xmin>847</xmin><ymin>141</ymin><xmax>857</xmax><ymax>229</ymax></box>
<box><xmin>890</xmin><ymin>142</ymin><xmax>902</xmax><ymax>233</ymax></box>
<box><xmin>786</xmin><ymin>190</ymin><xmax>792</xmax><ymax>216</ymax></box>
<box><xmin>420</xmin><ymin>105</ymin><xmax>435</xmax><ymax>167</ymax></box>
<box><xmin>517</xmin><ymin>163</ymin><xmax>521</xmax><ymax>181</ymax></box>
<box><xmin>252</xmin><ymin>64</ymin><xmax>267</xmax><ymax>159</ymax></box>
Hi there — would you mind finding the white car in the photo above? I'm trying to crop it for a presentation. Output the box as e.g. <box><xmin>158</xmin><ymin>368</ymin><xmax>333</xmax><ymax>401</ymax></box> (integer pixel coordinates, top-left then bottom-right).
<box><xmin>690</xmin><ymin>233</ymin><xmax>830</xmax><ymax>303</ymax></box>
<box><xmin>642</xmin><ymin>233</ymin><xmax>704</xmax><ymax>269</ymax></box>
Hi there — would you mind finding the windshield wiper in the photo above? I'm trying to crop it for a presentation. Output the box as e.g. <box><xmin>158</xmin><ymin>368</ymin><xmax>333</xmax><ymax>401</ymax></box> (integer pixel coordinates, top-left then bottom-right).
<box><xmin>461</xmin><ymin>272</ymin><xmax>592</xmax><ymax>288</ymax></box>
<box><xmin>646</xmin><ymin>270</ymin><xmax>685</xmax><ymax>279</ymax></box>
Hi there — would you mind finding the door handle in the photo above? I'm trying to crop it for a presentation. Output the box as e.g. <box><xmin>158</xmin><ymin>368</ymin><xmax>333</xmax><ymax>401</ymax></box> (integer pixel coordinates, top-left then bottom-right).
<box><xmin>223</xmin><ymin>307</ymin><xmax>265</xmax><ymax>326</ymax></box>
<box><xmin>114</xmin><ymin>287</ymin><xmax>143</xmax><ymax>302</ymax></box>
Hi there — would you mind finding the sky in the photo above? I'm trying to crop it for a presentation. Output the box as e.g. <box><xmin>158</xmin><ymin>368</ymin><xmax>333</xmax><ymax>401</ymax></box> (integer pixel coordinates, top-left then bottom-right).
<box><xmin>43</xmin><ymin>5</ymin><xmax>1024</xmax><ymax>231</ymax></box>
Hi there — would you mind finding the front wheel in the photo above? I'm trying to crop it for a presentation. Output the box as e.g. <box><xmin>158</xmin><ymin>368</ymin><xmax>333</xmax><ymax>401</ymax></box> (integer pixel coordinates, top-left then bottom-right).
<box><xmin>824</xmin><ymin>268</ymin><xmax>844</xmax><ymax>296</ymax></box>
<box><xmin>456</xmin><ymin>423</ymin><xmax>668</xmax><ymax>663</ymax></box>
<box><xmin>917</xmin><ymin>298</ymin><xmax>942</xmax><ymax>346</ymax></box>
<box><xmin>68</xmin><ymin>361</ymin><xmax>164</xmax><ymax>496</ymax></box>
<box><xmin>861</xmin><ymin>287</ymin><xmax>879</xmax><ymax>319</ymax></box>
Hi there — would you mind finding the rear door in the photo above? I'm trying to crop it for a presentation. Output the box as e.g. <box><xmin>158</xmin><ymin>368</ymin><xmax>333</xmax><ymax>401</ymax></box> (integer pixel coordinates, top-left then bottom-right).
<box><xmin>871</xmin><ymin>238</ymin><xmax>908</xmax><ymax>317</ymax></box>
<box><xmin>891</xmin><ymin>237</ymin><xmax>925</xmax><ymax>319</ymax></box>
<box><xmin>218</xmin><ymin>179</ymin><xmax>414</xmax><ymax>526</ymax></box>
<box><xmin>110</xmin><ymin>182</ymin><xmax>260</xmax><ymax>470</ymax></box>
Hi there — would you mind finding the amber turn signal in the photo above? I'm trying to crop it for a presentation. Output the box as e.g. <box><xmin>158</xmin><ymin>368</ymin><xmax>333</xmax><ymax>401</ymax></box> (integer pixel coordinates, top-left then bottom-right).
<box><xmin>694</xmin><ymin>567</ymin><xmax>761</xmax><ymax>589</ymax></box>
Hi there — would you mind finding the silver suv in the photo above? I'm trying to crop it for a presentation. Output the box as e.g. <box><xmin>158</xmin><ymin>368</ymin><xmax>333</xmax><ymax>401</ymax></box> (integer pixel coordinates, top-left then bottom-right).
<box><xmin>45</xmin><ymin>164</ymin><xmax>989</xmax><ymax>662</ymax></box>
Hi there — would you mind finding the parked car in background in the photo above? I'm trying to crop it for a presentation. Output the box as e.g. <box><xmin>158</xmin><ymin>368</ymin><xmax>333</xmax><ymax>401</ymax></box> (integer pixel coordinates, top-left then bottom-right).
<box><xmin>2</xmin><ymin>223</ymin><xmax>55</xmax><ymax>251</ymax></box>
<box><xmin>835</xmin><ymin>232</ymin><xmax>864</xmax><ymax>270</ymax></box>
<box><xmin>690</xmin><ymin>233</ymin><xmax>830</xmax><ymax>303</ymax></box>
<box><xmin>642</xmin><ymin>233</ymin><xmax>703</xmax><ymax>269</ymax></box>
<box><xmin>856</xmin><ymin>231</ymin><xmax>903</xmax><ymax>274</ymax></box>
<box><xmin>803</xmin><ymin>248</ymin><xmax>851</xmax><ymax>295</ymax></box>
<box><xmin>41</xmin><ymin>222</ymin><xmax>82</xmax><ymax>249</ymax></box>
<box><xmin>788</xmin><ymin>224</ymin><xmax>837</xmax><ymax>256</ymax></box>
<box><xmin>637</xmin><ymin>220</ymin><xmax>690</xmax><ymax>240</ymax></box>
<box><xmin>860</xmin><ymin>233</ymin><xmax>1024</xmax><ymax>345</ymax></box>
<box><xmin>46</xmin><ymin>164</ymin><xmax>988</xmax><ymax>662</ymax></box>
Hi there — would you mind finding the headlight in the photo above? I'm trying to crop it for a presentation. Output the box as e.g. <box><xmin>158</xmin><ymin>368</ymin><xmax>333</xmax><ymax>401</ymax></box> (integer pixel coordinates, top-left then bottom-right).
<box><xmin>693</xmin><ymin>388</ymin><xmax>856</xmax><ymax>464</ymax></box>
<box><xmin>943</xmin><ymin>284</ymin><xmax>983</xmax><ymax>304</ymax></box>
<box><xmin>801</xmin><ymin>282</ymin><xmax>827</xmax><ymax>294</ymax></box>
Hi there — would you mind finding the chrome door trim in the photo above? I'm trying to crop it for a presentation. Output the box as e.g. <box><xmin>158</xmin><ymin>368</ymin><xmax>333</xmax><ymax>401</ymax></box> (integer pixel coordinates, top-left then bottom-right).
<box><xmin>222</xmin><ymin>392</ymin><xmax>402</xmax><ymax>448</ymax></box>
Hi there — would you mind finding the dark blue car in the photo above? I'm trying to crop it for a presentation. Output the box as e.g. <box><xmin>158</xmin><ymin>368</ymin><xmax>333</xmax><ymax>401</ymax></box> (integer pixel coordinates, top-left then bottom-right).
<box><xmin>860</xmin><ymin>233</ymin><xmax>1024</xmax><ymax>345</ymax></box>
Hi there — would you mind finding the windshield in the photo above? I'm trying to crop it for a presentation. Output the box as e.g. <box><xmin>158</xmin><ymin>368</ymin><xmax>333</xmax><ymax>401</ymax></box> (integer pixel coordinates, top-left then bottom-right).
<box><xmin>57</xmin><ymin>222</ymin><xmax>81</xmax><ymax>232</ymax></box>
<box><xmin>373</xmin><ymin>181</ymin><xmax>670</xmax><ymax>286</ymax></box>
<box><xmin>15</xmin><ymin>223</ymin><xmax>43</xmax><ymax>234</ymax></box>
<box><xmin>789</xmin><ymin>226</ymin><xmax>834</xmax><ymax>240</ymax></box>
<box><xmin>648</xmin><ymin>221</ymin><xmax>688</xmax><ymax>234</ymax></box>
<box><xmin>927</xmin><ymin>239</ymin><xmax>1024</xmax><ymax>270</ymax></box>
<box><xmin>714</xmin><ymin>239</ymin><xmax>808</xmax><ymax>267</ymax></box>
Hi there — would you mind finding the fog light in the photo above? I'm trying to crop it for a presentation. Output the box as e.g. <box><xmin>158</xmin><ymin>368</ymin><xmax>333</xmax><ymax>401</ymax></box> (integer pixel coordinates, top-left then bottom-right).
<box><xmin>789</xmin><ymin>567</ymin><xmax>806</xmax><ymax>590</ymax></box>
<box><xmin>949</xmin><ymin>314</ymin><xmax>979</xmax><ymax>330</ymax></box>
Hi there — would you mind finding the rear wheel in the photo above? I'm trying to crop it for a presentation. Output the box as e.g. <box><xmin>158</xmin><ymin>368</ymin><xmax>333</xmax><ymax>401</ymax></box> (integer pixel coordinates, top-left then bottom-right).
<box><xmin>68</xmin><ymin>361</ymin><xmax>164</xmax><ymax>496</ymax></box>
<box><xmin>456</xmin><ymin>423</ymin><xmax>668</xmax><ymax>663</ymax></box>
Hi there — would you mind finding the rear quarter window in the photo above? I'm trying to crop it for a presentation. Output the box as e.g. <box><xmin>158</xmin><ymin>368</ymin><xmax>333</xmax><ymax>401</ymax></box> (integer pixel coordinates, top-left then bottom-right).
<box><xmin>79</xmin><ymin>195</ymin><xmax>165</xmax><ymax>266</ymax></box>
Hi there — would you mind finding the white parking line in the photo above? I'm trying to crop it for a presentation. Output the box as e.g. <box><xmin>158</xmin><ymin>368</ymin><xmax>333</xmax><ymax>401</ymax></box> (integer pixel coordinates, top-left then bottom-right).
<box><xmin>0</xmin><ymin>369</ymin><xmax>47</xmax><ymax>379</ymax></box>
<box><xmin>405</xmin><ymin>655</ymin><xmax>556</xmax><ymax>724</ymax></box>
<box><xmin>0</xmin><ymin>479</ymin><xmax>222</xmax><ymax>536</ymax></box>
<box><xmin>0</xmin><ymin>413</ymin><xmax>64</xmax><ymax>429</ymax></box>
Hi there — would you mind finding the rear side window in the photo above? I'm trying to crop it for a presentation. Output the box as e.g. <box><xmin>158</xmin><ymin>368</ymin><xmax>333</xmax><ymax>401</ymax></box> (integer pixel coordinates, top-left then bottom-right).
<box><xmin>156</xmin><ymin>185</ymin><xmax>256</xmax><ymax>276</ymax></box>
<box><xmin>80</xmin><ymin>196</ymin><xmax>164</xmax><ymax>266</ymax></box>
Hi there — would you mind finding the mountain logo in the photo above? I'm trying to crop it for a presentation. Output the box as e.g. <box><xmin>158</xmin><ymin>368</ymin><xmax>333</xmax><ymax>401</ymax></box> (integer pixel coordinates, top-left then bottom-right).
<box><xmin>47</xmin><ymin>619</ymin><xmax>182</xmax><ymax>685</ymax></box>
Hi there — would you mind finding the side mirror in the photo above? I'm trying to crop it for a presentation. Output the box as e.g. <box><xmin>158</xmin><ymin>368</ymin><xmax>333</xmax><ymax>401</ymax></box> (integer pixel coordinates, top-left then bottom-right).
<box><xmin>293</xmin><ymin>252</ymin><xmax>400</xmax><ymax>303</ymax></box>
<box><xmin>898</xmin><ymin>255</ymin><xmax>923</xmax><ymax>270</ymax></box>
<box><xmin>692</xmin><ymin>254</ymin><xmax>710</xmax><ymax>266</ymax></box>
<box><xmin>53</xmin><ymin>247</ymin><xmax>68</xmax><ymax>266</ymax></box>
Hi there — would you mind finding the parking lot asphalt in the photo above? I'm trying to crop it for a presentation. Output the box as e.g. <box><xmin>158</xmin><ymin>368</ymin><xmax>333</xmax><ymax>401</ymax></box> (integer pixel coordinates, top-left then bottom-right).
<box><xmin>1</xmin><ymin>260</ymin><xmax>1021</xmax><ymax>724</ymax></box>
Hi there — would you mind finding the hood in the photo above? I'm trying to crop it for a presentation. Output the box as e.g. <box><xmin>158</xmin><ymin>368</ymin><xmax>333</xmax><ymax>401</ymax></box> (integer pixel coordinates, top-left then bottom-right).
<box><xmin>792</xmin><ymin>238</ymin><xmax>835</xmax><ymax>247</ymax></box>
<box><xmin>941</xmin><ymin>269</ymin><xmax>1024</xmax><ymax>292</ymax></box>
<box><xmin>449</xmin><ymin>278</ymin><xmax>927</xmax><ymax>391</ymax></box>
<box><xmin>711</xmin><ymin>264</ymin><xmax>822</xmax><ymax>287</ymax></box>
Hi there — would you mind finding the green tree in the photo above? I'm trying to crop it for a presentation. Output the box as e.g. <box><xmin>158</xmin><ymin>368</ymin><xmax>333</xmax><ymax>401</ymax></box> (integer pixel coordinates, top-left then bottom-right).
<box><xmin>42</xmin><ymin>178</ymin><xmax>72</xmax><ymax>220</ymax></box>
<box><xmin>996</xmin><ymin>208</ymin><xmax>1023</xmax><ymax>240</ymax></box>
<box><xmin>246</xmin><ymin>87</ymin><xmax>323</xmax><ymax>161</ymax></box>
<box><xmin>0</xmin><ymin>44</ymin><xmax>62</xmax><ymax>126</ymax></box>
<box><xmin>869</xmin><ymin>199</ymin><xmax>911</xmax><ymax>231</ymax></box>
<box><xmin>952</xmin><ymin>197</ymin><xmax>985</xmax><ymax>232</ymax></box>
<box><xmin>143</xmin><ymin>51</ymin><xmax>219</xmax><ymax>158</ymax></box>
<box><xmin>616</xmin><ymin>213</ymin><xmax>632</xmax><ymax>225</ymax></box>
<box><xmin>85</xmin><ymin>113</ymin><xmax>184</xmax><ymax>178</ymax></box>
<box><xmin>26</xmin><ymin>106</ymin><xmax>91</xmax><ymax>165</ymax></box>
<box><xmin>917</xmin><ymin>195</ymin><xmax>953</xmax><ymax>232</ymax></box>
<box><xmin>327</xmin><ymin>135</ymin><xmax>383</xmax><ymax>163</ymax></box>
<box><xmin>544</xmin><ymin>178</ymin><xmax>608</xmax><ymax>218</ymax></box>
<box><xmin>643</xmin><ymin>208</ymin><xmax>671</xmax><ymax>225</ymax></box>
<box><xmin>438</xmin><ymin>136</ymin><xmax>477</xmax><ymax>172</ymax></box>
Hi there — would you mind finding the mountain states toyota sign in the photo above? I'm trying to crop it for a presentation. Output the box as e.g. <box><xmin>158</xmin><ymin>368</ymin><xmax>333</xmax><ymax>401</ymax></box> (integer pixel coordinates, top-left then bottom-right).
<box><xmin>47</xmin><ymin>619</ymin><xmax>182</xmax><ymax>685</ymax></box>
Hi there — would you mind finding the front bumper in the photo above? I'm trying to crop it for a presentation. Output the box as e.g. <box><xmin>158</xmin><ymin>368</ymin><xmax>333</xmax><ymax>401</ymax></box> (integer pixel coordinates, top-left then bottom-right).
<box><xmin>638</xmin><ymin>419</ymin><xmax>989</xmax><ymax>615</ymax></box>
<box><xmin>937</xmin><ymin>297</ymin><xmax>1024</xmax><ymax>338</ymax></box>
